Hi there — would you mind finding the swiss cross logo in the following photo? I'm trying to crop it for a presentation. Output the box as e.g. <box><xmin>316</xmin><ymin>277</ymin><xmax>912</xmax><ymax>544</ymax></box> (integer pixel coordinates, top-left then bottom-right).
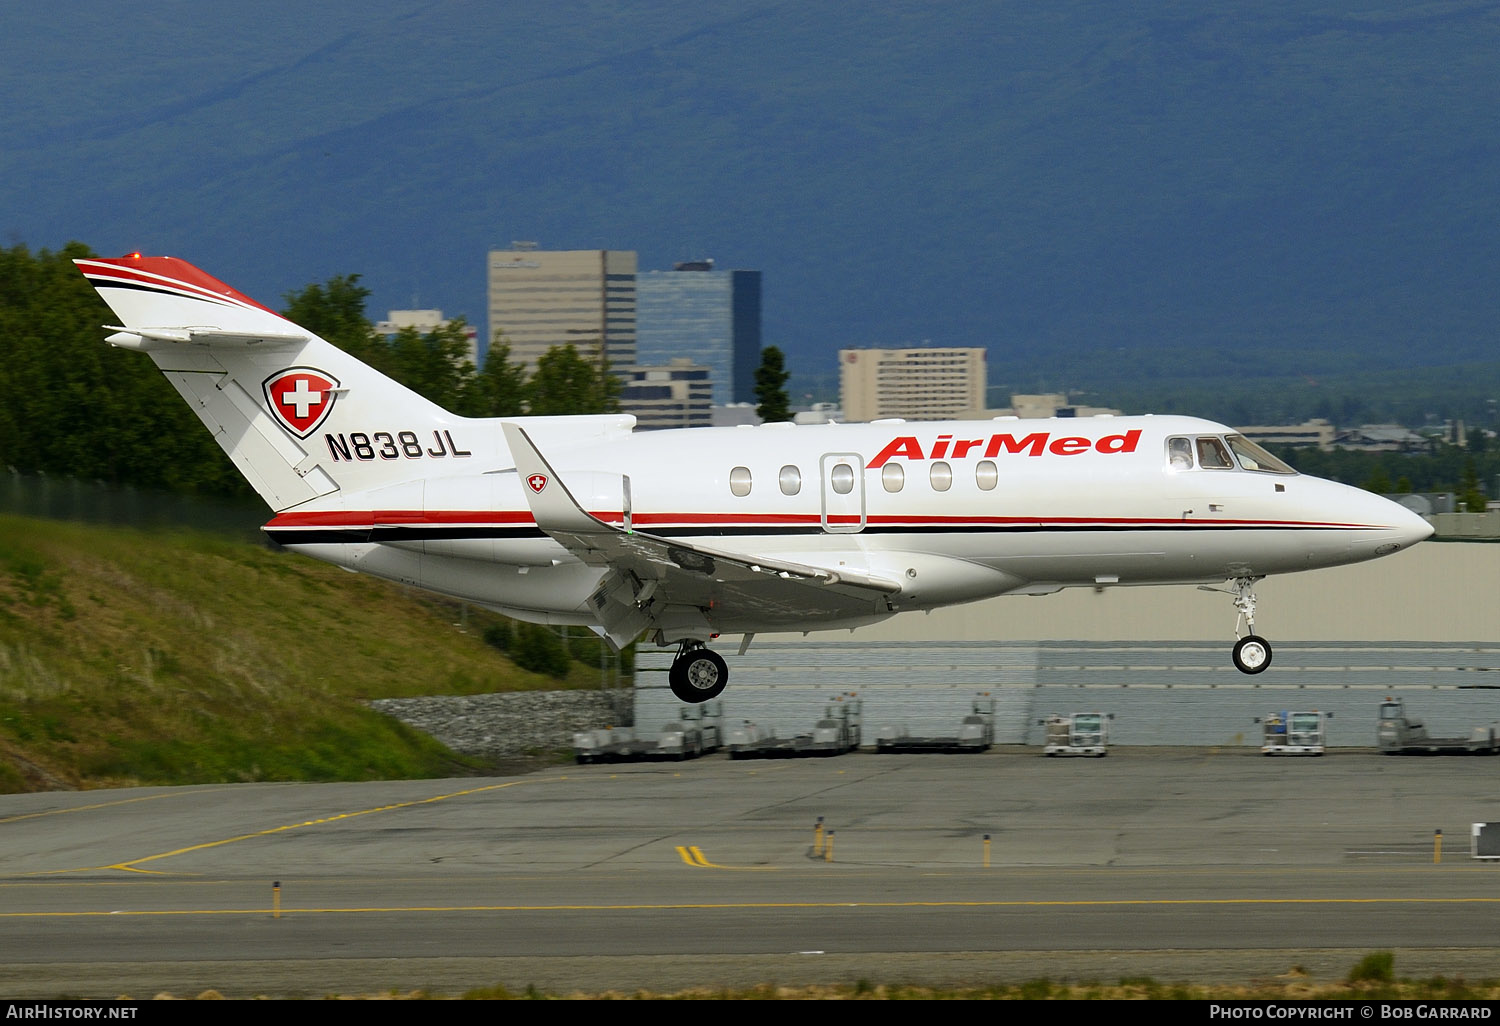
<box><xmin>264</xmin><ymin>368</ymin><xmax>340</xmax><ymax>438</ymax></box>
<box><xmin>527</xmin><ymin>474</ymin><xmax>548</xmax><ymax>493</ymax></box>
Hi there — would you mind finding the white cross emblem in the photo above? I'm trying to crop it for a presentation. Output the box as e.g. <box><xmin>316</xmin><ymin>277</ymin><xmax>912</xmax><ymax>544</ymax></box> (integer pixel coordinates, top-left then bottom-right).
<box><xmin>262</xmin><ymin>368</ymin><xmax>341</xmax><ymax>438</ymax></box>
<box><xmin>284</xmin><ymin>378</ymin><xmax>323</xmax><ymax>419</ymax></box>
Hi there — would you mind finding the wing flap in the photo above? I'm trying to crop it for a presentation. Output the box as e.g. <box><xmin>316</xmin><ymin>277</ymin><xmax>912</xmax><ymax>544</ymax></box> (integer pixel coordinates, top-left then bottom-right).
<box><xmin>501</xmin><ymin>423</ymin><xmax>900</xmax><ymax>644</ymax></box>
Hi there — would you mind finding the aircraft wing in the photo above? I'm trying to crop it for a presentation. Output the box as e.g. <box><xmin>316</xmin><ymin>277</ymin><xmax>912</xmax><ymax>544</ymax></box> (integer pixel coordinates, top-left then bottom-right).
<box><xmin>501</xmin><ymin>423</ymin><xmax>901</xmax><ymax>647</ymax></box>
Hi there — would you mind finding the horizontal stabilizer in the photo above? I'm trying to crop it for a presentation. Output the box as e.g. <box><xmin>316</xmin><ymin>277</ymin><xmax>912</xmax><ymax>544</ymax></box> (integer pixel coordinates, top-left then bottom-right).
<box><xmin>105</xmin><ymin>326</ymin><xmax>309</xmax><ymax>350</ymax></box>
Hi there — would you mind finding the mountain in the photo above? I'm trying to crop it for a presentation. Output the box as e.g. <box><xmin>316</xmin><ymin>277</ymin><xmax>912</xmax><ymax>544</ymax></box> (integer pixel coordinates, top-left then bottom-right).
<box><xmin>4</xmin><ymin>1</ymin><xmax>1498</xmax><ymax>399</ymax></box>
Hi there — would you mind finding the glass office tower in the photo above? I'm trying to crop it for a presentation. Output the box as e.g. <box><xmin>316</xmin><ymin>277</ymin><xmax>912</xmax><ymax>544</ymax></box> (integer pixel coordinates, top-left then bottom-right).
<box><xmin>636</xmin><ymin>261</ymin><xmax>761</xmax><ymax>407</ymax></box>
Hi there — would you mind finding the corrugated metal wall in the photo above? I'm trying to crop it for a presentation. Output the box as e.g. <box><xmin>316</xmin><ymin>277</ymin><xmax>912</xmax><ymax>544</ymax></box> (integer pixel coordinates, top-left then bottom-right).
<box><xmin>635</xmin><ymin>641</ymin><xmax>1500</xmax><ymax>748</ymax></box>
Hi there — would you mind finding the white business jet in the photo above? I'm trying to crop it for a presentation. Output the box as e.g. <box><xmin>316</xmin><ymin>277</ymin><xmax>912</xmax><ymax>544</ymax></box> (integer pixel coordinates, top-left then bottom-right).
<box><xmin>77</xmin><ymin>255</ymin><xmax>1433</xmax><ymax>702</ymax></box>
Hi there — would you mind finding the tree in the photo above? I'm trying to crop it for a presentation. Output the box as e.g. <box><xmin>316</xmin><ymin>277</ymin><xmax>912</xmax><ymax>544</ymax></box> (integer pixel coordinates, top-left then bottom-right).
<box><xmin>281</xmin><ymin>276</ymin><xmax>376</xmax><ymax>359</ymax></box>
<box><xmin>754</xmin><ymin>345</ymin><xmax>792</xmax><ymax>422</ymax></box>
<box><xmin>282</xmin><ymin>281</ymin><xmax>491</xmax><ymax>414</ymax></box>
<box><xmin>382</xmin><ymin>319</ymin><xmax>476</xmax><ymax>412</ymax></box>
<box><xmin>0</xmin><ymin>242</ymin><xmax>249</xmax><ymax>497</ymax></box>
<box><xmin>509</xmin><ymin>622</ymin><xmax>572</xmax><ymax>679</ymax></box>
<box><xmin>457</xmin><ymin>337</ymin><xmax>528</xmax><ymax>417</ymax></box>
<box><xmin>526</xmin><ymin>344</ymin><xmax>620</xmax><ymax>416</ymax></box>
<box><xmin>1459</xmin><ymin>458</ymin><xmax>1489</xmax><ymax>512</ymax></box>
<box><xmin>1361</xmin><ymin>466</ymin><xmax>1392</xmax><ymax>495</ymax></box>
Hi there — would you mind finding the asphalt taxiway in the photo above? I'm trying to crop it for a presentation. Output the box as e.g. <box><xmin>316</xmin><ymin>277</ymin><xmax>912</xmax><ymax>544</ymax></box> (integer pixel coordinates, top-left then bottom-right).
<box><xmin>2</xmin><ymin>747</ymin><xmax>1498</xmax><ymax>997</ymax></box>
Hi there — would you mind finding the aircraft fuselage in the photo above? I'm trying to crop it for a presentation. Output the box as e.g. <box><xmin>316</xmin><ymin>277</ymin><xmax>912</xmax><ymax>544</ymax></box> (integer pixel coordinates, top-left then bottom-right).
<box><xmin>264</xmin><ymin>415</ymin><xmax>1431</xmax><ymax>635</ymax></box>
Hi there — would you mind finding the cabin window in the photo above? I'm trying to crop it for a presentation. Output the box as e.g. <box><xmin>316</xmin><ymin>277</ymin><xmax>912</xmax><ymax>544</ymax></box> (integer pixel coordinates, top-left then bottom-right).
<box><xmin>778</xmin><ymin>465</ymin><xmax>802</xmax><ymax>495</ymax></box>
<box><xmin>975</xmin><ymin>460</ymin><xmax>998</xmax><ymax>491</ymax></box>
<box><xmin>882</xmin><ymin>463</ymin><xmax>905</xmax><ymax>492</ymax></box>
<box><xmin>930</xmin><ymin>461</ymin><xmax>953</xmax><ymax>492</ymax></box>
<box><xmin>729</xmin><ymin>466</ymin><xmax>752</xmax><ymax>496</ymax></box>
<box><xmin>1196</xmin><ymin>437</ymin><xmax>1233</xmax><ymax>470</ymax></box>
<box><xmin>829</xmin><ymin>462</ymin><xmax>855</xmax><ymax>494</ymax></box>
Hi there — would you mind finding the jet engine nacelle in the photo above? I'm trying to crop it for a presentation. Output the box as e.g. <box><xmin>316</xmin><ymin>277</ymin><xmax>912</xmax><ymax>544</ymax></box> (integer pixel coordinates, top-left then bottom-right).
<box><xmin>553</xmin><ymin>470</ymin><xmax>632</xmax><ymax>528</ymax></box>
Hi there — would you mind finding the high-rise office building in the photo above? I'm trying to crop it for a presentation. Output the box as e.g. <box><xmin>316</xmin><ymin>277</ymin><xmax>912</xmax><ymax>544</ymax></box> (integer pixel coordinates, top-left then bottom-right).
<box><xmin>636</xmin><ymin>260</ymin><xmax>761</xmax><ymax>406</ymax></box>
<box><xmin>839</xmin><ymin>347</ymin><xmax>988</xmax><ymax>422</ymax></box>
<box><xmin>487</xmin><ymin>244</ymin><xmax>636</xmax><ymax>371</ymax></box>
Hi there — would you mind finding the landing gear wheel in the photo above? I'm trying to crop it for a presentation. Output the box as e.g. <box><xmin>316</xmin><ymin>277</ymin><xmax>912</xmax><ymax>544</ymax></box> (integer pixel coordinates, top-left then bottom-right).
<box><xmin>1233</xmin><ymin>635</ymin><xmax>1273</xmax><ymax>675</ymax></box>
<box><xmin>669</xmin><ymin>648</ymin><xmax>728</xmax><ymax>703</ymax></box>
<box><xmin>1205</xmin><ymin>576</ymin><xmax>1274</xmax><ymax>675</ymax></box>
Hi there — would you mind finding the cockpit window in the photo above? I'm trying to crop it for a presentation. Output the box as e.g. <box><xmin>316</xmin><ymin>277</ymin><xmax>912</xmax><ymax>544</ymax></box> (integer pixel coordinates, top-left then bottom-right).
<box><xmin>1225</xmin><ymin>434</ymin><xmax>1297</xmax><ymax>475</ymax></box>
<box><xmin>1195</xmin><ymin>436</ymin><xmax>1234</xmax><ymax>469</ymax></box>
<box><xmin>1168</xmin><ymin>433</ymin><xmax>1300</xmax><ymax>475</ymax></box>
<box><xmin>1167</xmin><ymin>437</ymin><xmax>1193</xmax><ymax>470</ymax></box>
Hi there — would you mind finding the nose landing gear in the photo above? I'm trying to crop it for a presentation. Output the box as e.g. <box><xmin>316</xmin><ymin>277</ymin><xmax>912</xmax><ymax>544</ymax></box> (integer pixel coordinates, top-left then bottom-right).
<box><xmin>1232</xmin><ymin>633</ymin><xmax>1272</xmax><ymax>674</ymax></box>
<box><xmin>668</xmin><ymin>642</ymin><xmax>728</xmax><ymax>703</ymax></box>
<box><xmin>1203</xmin><ymin>576</ymin><xmax>1273</xmax><ymax>674</ymax></box>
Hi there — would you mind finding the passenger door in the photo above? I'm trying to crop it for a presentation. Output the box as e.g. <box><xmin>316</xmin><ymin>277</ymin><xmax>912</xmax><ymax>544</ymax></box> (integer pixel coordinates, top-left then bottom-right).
<box><xmin>819</xmin><ymin>452</ymin><xmax>866</xmax><ymax>534</ymax></box>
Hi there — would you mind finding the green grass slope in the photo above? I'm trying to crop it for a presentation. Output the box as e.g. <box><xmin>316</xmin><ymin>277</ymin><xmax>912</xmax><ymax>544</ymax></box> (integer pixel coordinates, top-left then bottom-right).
<box><xmin>0</xmin><ymin>514</ymin><xmax>596</xmax><ymax>793</ymax></box>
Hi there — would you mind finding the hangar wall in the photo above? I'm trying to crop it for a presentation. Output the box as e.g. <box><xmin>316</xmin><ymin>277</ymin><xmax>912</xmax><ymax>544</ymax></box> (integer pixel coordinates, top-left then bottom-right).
<box><xmin>665</xmin><ymin>542</ymin><xmax>1497</xmax><ymax>749</ymax></box>
<box><xmin>637</xmin><ymin>638</ymin><xmax>1500</xmax><ymax>750</ymax></box>
<box><xmin>759</xmin><ymin>542</ymin><xmax>1496</xmax><ymax>645</ymax></box>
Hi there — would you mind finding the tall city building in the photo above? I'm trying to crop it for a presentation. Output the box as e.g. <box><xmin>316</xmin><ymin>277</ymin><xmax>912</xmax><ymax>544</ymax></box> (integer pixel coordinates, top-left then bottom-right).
<box><xmin>839</xmin><ymin>347</ymin><xmax>988</xmax><ymax>422</ymax></box>
<box><xmin>636</xmin><ymin>260</ymin><xmax>761</xmax><ymax>406</ymax></box>
<box><xmin>487</xmin><ymin>244</ymin><xmax>636</xmax><ymax>371</ymax></box>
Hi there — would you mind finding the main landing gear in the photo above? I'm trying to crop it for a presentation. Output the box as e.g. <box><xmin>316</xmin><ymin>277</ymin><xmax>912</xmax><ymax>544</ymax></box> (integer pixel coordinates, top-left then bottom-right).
<box><xmin>668</xmin><ymin>642</ymin><xmax>728</xmax><ymax>703</ymax></box>
<box><xmin>1203</xmin><ymin>576</ymin><xmax>1273</xmax><ymax>675</ymax></box>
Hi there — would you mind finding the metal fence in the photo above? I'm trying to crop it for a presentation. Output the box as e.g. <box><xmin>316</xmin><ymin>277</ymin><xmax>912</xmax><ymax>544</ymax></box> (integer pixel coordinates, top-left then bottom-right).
<box><xmin>0</xmin><ymin>472</ymin><xmax>266</xmax><ymax>540</ymax></box>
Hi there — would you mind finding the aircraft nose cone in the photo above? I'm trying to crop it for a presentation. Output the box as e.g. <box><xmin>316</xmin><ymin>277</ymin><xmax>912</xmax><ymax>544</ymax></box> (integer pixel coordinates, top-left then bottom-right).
<box><xmin>1401</xmin><ymin>509</ymin><xmax>1436</xmax><ymax>547</ymax></box>
<box><xmin>1373</xmin><ymin>497</ymin><xmax>1435</xmax><ymax>555</ymax></box>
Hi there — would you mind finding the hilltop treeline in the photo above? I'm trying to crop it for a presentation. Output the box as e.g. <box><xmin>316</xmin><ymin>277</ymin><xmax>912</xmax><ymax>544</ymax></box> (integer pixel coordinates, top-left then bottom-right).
<box><xmin>0</xmin><ymin>242</ymin><xmax>250</xmax><ymax>497</ymax></box>
<box><xmin>0</xmin><ymin>243</ymin><xmax>617</xmax><ymax>501</ymax></box>
<box><xmin>1269</xmin><ymin>440</ymin><xmax>1497</xmax><ymax>511</ymax></box>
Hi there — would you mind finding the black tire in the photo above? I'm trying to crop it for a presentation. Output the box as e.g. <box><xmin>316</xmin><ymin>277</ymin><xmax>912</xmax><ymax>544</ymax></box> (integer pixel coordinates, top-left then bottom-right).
<box><xmin>669</xmin><ymin>648</ymin><xmax>729</xmax><ymax>703</ymax></box>
<box><xmin>1232</xmin><ymin>635</ymin><xmax>1273</xmax><ymax>674</ymax></box>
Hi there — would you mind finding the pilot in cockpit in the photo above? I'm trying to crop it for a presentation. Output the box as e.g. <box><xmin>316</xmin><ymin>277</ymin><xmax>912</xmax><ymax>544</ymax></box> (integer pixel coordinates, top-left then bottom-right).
<box><xmin>1168</xmin><ymin>437</ymin><xmax>1193</xmax><ymax>469</ymax></box>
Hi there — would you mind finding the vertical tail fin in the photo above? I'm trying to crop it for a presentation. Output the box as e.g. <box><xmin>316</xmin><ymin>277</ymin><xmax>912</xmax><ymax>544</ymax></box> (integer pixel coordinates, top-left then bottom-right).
<box><xmin>76</xmin><ymin>254</ymin><xmax>488</xmax><ymax>511</ymax></box>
